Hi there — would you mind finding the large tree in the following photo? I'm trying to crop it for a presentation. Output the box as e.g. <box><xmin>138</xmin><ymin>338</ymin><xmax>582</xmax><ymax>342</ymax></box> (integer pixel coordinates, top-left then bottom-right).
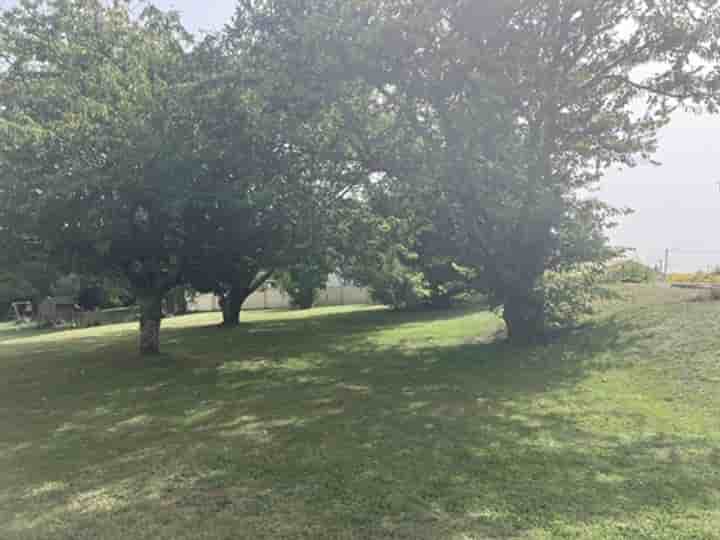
<box><xmin>476</xmin><ymin>0</ymin><xmax>719</xmax><ymax>341</ymax></box>
<box><xmin>0</xmin><ymin>0</ymin><xmax>201</xmax><ymax>354</ymax></box>
<box><xmin>177</xmin><ymin>34</ymin><xmax>293</xmax><ymax>327</ymax></box>
<box><xmin>179</xmin><ymin>29</ymin><xmax>368</xmax><ymax>326</ymax></box>
<box><xmin>356</xmin><ymin>0</ymin><xmax>720</xmax><ymax>342</ymax></box>
<box><xmin>189</xmin><ymin>0</ymin><xmax>385</xmax><ymax>324</ymax></box>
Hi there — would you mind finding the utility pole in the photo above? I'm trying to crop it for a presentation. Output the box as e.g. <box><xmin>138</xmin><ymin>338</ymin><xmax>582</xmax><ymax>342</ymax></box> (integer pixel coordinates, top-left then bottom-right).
<box><xmin>664</xmin><ymin>248</ymin><xmax>670</xmax><ymax>277</ymax></box>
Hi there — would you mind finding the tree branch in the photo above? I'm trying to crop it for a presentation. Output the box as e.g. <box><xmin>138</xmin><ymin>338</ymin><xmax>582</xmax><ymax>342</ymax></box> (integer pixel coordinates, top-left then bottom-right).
<box><xmin>248</xmin><ymin>269</ymin><xmax>274</xmax><ymax>295</ymax></box>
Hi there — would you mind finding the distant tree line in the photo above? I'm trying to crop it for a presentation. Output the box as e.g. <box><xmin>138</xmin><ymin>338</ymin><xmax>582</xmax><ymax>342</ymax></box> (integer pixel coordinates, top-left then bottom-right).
<box><xmin>1</xmin><ymin>0</ymin><xmax>718</xmax><ymax>354</ymax></box>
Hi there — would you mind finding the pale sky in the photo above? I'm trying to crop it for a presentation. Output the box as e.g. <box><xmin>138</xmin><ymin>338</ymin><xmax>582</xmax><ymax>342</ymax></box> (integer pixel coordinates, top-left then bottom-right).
<box><xmin>5</xmin><ymin>0</ymin><xmax>719</xmax><ymax>272</ymax></box>
<box><xmin>598</xmin><ymin>112</ymin><xmax>720</xmax><ymax>272</ymax></box>
<box><xmin>152</xmin><ymin>0</ymin><xmax>236</xmax><ymax>35</ymax></box>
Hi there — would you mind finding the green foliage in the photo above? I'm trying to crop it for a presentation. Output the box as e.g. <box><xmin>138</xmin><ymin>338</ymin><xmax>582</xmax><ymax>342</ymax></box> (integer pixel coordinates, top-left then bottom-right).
<box><xmin>336</xmin><ymin>182</ymin><xmax>476</xmax><ymax>311</ymax></box>
<box><xmin>77</xmin><ymin>285</ymin><xmax>109</xmax><ymax>311</ymax></box>
<box><xmin>336</xmin><ymin>0</ymin><xmax>720</xmax><ymax>341</ymax></box>
<box><xmin>181</xmin><ymin>6</ymin><xmax>378</xmax><ymax>324</ymax></box>
<box><xmin>49</xmin><ymin>273</ymin><xmax>123</xmax><ymax>310</ymax></box>
<box><xmin>3</xmin><ymin>0</ymin><xmax>720</xmax><ymax>348</ymax></box>
<box><xmin>335</xmin><ymin>202</ymin><xmax>422</xmax><ymax>311</ymax></box>
<box><xmin>541</xmin><ymin>266</ymin><xmax>612</xmax><ymax>331</ymax></box>
<box><xmin>0</xmin><ymin>0</ymin><xmax>202</xmax><ymax>352</ymax></box>
<box><xmin>363</xmin><ymin>251</ymin><xmax>430</xmax><ymax>311</ymax></box>
<box><xmin>336</xmin><ymin>214</ymin><xmax>429</xmax><ymax>311</ymax></box>
<box><xmin>50</xmin><ymin>274</ymin><xmax>84</xmax><ymax>301</ymax></box>
<box><xmin>605</xmin><ymin>261</ymin><xmax>657</xmax><ymax>284</ymax></box>
<box><xmin>102</xmin><ymin>277</ymin><xmax>135</xmax><ymax>308</ymax></box>
<box><xmin>0</xmin><ymin>273</ymin><xmax>38</xmax><ymax>320</ymax></box>
<box><xmin>278</xmin><ymin>256</ymin><xmax>331</xmax><ymax>310</ymax></box>
<box><xmin>0</xmin><ymin>231</ymin><xmax>59</xmax><ymax>309</ymax></box>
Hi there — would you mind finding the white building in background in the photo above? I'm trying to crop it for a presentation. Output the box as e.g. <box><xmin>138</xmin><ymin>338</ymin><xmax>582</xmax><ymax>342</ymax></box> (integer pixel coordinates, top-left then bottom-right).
<box><xmin>188</xmin><ymin>274</ymin><xmax>373</xmax><ymax>313</ymax></box>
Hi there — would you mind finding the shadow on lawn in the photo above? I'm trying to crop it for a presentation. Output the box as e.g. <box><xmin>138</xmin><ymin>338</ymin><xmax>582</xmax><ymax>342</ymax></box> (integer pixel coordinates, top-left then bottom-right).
<box><xmin>2</xmin><ymin>307</ymin><xmax>717</xmax><ymax>539</ymax></box>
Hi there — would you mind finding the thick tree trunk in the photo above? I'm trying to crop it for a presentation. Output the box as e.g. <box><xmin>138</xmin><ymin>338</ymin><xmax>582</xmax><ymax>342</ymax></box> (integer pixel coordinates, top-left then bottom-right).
<box><xmin>218</xmin><ymin>270</ymin><xmax>274</xmax><ymax>327</ymax></box>
<box><xmin>138</xmin><ymin>293</ymin><xmax>163</xmax><ymax>355</ymax></box>
<box><xmin>503</xmin><ymin>293</ymin><xmax>547</xmax><ymax>345</ymax></box>
<box><xmin>220</xmin><ymin>287</ymin><xmax>250</xmax><ymax>327</ymax></box>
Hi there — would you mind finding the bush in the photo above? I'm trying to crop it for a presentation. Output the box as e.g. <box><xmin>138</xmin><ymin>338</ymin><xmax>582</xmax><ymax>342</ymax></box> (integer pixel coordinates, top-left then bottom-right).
<box><xmin>0</xmin><ymin>272</ymin><xmax>39</xmax><ymax>321</ymax></box>
<box><xmin>282</xmin><ymin>278</ymin><xmax>322</xmax><ymax>310</ymax></box>
<box><xmin>605</xmin><ymin>261</ymin><xmax>656</xmax><ymax>284</ymax></box>
<box><xmin>278</xmin><ymin>257</ymin><xmax>331</xmax><ymax>310</ymax></box>
<box><xmin>78</xmin><ymin>286</ymin><xmax>108</xmax><ymax>311</ymax></box>
<box><xmin>50</xmin><ymin>273</ymin><xmax>84</xmax><ymax>299</ymax></box>
<box><xmin>368</xmin><ymin>267</ymin><xmax>429</xmax><ymax>310</ymax></box>
<box><xmin>542</xmin><ymin>266</ymin><xmax>611</xmax><ymax>330</ymax></box>
<box><xmin>49</xmin><ymin>274</ymin><xmax>132</xmax><ymax>310</ymax></box>
<box><xmin>669</xmin><ymin>272</ymin><xmax>720</xmax><ymax>285</ymax></box>
<box><xmin>344</xmin><ymin>245</ymin><xmax>429</xmax><ymax>311</ymax></box>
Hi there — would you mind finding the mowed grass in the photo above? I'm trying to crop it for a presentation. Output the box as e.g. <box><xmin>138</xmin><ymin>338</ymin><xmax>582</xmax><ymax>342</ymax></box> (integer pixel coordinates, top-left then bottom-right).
<box><xmin>1</xmin><ymin>286</ymin><xmax>719</xmax><ymax>539</ymax></box>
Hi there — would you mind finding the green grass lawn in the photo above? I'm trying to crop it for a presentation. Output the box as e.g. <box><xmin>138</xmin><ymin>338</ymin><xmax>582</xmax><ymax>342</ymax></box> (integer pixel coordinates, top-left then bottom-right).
<box><xmin>1</xmin><ymin>286</ymin><xmax>719</xmax><ymax>539</ymax></box>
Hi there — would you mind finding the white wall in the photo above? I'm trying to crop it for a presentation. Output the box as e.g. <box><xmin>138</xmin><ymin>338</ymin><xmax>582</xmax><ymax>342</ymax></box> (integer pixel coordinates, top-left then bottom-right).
<box><xmin>189</xmin><ymin>286</ymin><xmax>372</xmax><ymax>313</ymax></box>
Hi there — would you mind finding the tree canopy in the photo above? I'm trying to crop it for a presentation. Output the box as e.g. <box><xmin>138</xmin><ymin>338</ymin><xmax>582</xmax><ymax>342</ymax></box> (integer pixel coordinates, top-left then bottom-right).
<box><xmin>2</xmin><ymin>0</ymin><xmax>719</xmax><ymax>352</ymax></box>
<box><xmin>0</xmin><ymin>1</ymin><xmax>208</xmax><ymax>352</ymax></box>
<box><xmin>337</xmin><ymin>0</ymin><xmax>720</xmax><ymax>341</ymax></box>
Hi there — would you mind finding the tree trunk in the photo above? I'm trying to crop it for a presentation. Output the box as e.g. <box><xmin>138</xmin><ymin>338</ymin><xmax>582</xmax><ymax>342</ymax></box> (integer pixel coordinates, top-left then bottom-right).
<box><xmin>503</xmin><ymin>293</ymin><xmax>547</xmax><ymax>345</ymax></box>
<box><xmin>138</xmin><ymin>293</ymin><xmax>163</xmax><ymax>355</ymax></box>
<box><xmin>220</xmin><ymin>286</ymin><xmax>250</xmax><ymax>327</ymax></box>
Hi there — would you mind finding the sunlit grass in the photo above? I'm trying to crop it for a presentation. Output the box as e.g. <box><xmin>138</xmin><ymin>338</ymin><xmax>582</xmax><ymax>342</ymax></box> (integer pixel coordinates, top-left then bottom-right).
<box><xmin>1</xmin><ymin>287</ymin><xmax>719</xmax><ymax>539</ymax></box>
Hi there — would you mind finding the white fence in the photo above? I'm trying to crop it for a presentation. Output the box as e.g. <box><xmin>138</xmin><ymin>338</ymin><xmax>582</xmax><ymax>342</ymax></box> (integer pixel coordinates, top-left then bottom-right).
<box><xmin>189</xmin><ymin>285</ymin><xmax>373</xmax><ymax>313</ymax></box>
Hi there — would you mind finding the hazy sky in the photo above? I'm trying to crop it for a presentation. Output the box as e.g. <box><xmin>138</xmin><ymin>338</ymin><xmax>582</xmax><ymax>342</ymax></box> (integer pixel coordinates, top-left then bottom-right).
<box><xmin>599</xmin><ymin>112</ymin><xmax>720</xmax><ymax>272</ymax></box>
<box><xmin>6</xmin><ymin>1</ymin><xmax>719</xmax><ymax>271</ymax></box>
<box><xmin>152</xmin><ymin>1</ymin><xmax>236</xmax><ymax>35</ymax></box>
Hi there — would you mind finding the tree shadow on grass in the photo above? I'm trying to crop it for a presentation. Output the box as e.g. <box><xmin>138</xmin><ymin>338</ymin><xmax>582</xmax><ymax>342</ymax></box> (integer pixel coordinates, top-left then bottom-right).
<box><xmin>2</xmin><ymin>305</ymin><xmax>719</xmax><ymax>539</ymax></box>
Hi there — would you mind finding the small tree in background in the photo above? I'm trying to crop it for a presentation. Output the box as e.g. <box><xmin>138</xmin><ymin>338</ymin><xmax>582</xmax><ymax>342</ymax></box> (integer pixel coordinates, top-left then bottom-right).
<box><xmin>278</xmin><ymin>255</ymin><xmax>332</xmax><ymax>310</ymax></box>
<box><xmin>336</xmin><ymin>182</ymin><xmax>476</xmax><ymax>311</ymax></box>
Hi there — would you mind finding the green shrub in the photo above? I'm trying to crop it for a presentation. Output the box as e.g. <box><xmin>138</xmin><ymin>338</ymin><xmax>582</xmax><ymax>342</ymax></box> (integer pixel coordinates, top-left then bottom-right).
<box><xmin>278</xmin><ymin>256</ymin><xmax>331</xmax><ymax>310</ymax></box>
<box><xmin>368</xmin><ymin>266</ymin><xmax>429</xmax><ymax>310</ymax></box>
<box><xmin>542</xmin><ymin>265</ymin><xmax>612</xmax><ymax>330</ymax></box>
<box><xmin>605</xmin><ymin>261</ymin><xmax>656</xmax><ymax>284</ymax></box>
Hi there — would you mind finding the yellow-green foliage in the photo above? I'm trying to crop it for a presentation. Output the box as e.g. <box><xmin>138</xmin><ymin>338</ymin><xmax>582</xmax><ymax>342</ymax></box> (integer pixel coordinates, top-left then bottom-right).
<box><xmin>669</xmin><ymin>272</ymin><xmax>720</xmax><ymax>284</ymax></box>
